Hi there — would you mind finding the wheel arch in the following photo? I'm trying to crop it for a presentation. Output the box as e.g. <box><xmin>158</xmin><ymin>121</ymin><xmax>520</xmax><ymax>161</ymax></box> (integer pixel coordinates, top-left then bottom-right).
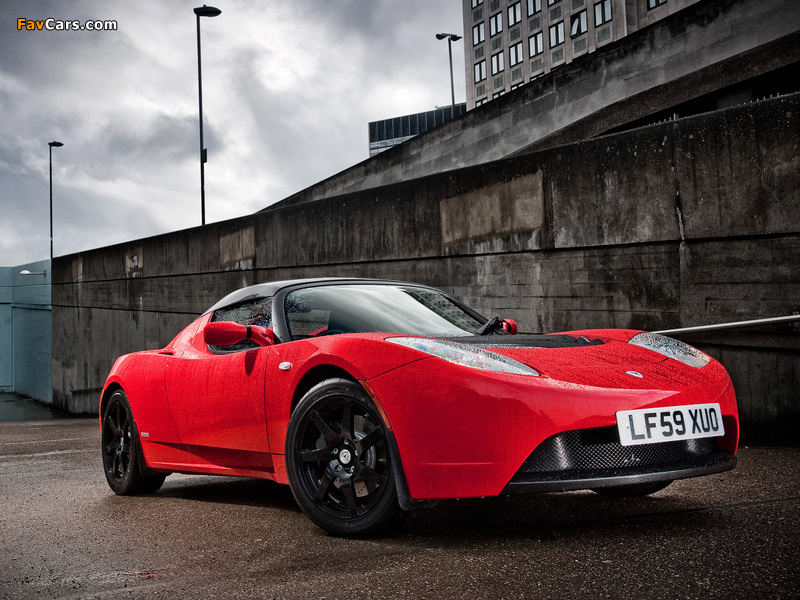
<box><xmin>99</xmin><ymin>382</ymin><xmax>124</xmax><ymax>423</ymax></box>
<box><xmin>99</xmin><ymin>383</ymin><xmax>167</xmax><ymax>476</ymax></box>
<box><xmin>290</xmin><ymin>364</ymin><xmax>358</xmax><ymax>414</ymax></box>
<box><xmin>287</xmin><ymin>367</ymin><xmax>430</xmax><ymax>515</ymax></box>
<box><xmin>100</xmin><ymin>384</ymin><xmax>168</xmax><ymax>494</ymax></box>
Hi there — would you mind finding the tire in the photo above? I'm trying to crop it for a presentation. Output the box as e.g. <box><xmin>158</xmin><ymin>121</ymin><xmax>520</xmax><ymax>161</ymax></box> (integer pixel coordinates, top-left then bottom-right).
<box><xmin>285</xmin><ymin>378</ymin><xmax>402</xmax><ymax>537</ymax></box>
<box><xmin>592</xmin><ymin>480</ymin><xmax>672</xmax><ymax>497</ymax></box>
<box><xmin>101</xmin><ymin>390</ymin><xmax>167</xmax><ymax>495</ymax></box>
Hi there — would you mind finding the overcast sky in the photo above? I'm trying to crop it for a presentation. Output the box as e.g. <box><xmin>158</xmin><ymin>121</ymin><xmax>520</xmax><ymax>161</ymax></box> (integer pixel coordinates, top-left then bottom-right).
<box><xmin>0</xmin><ymin>0</ymin><xmax>466</xmax><ymax>266</ymax></box>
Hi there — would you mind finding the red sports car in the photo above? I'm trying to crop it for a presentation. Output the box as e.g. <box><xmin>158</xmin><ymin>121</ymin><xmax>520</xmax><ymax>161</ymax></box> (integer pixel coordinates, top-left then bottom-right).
<box><xmin>100</xmin><ymin>278</ymin><xmax>738</xmax><ymax>536</ymax></box>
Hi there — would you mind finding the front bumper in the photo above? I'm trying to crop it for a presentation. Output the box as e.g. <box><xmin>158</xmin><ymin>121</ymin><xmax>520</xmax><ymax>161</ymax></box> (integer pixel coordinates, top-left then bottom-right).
<box><xmin>501</xmin><ymin>425</ymin><xmax>737</xmax><ymax>494</ymax></box>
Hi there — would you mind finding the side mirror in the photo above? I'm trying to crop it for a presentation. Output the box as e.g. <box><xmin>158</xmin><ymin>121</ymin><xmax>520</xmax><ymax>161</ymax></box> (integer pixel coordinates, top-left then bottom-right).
<box><xmin>204</xmin><ymin>321</ymin><xmax>274</xmax><ymax>347</ymax></box>
<box><xmin>501</xmin><ymin>318</ymin><xmax>518</xmax><ymax>335</ymax></box>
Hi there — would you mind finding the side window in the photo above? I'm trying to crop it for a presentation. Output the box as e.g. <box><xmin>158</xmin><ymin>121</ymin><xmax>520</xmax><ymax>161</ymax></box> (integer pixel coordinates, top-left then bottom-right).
<box><xmin>284</xmin><ymin>288</ymin><xmax>368</xmax><ymax>339</ymax></box>
<box><xmin>208</xmin><ymin>297</ymin><xmax>272</xmax><ymax>353</ymax></box>
<box><xmin>284</xmin><ymin>290</ymin><xmax>331</xmax><ymax>339</ymax></box>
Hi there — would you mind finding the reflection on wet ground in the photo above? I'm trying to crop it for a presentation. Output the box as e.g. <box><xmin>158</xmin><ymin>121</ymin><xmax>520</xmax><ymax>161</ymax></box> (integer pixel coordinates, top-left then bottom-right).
<box><xmin>0</xmin><ymin>392</ymin><xmax>67</xmax><ymax>422</ymax></box>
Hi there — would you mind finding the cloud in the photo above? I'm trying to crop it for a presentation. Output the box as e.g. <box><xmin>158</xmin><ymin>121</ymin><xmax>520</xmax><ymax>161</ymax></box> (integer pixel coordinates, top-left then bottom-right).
<box><xmin>0</xmin><ymin>0</ymin><xmax>465</xmax><ymax>265</ymax></box>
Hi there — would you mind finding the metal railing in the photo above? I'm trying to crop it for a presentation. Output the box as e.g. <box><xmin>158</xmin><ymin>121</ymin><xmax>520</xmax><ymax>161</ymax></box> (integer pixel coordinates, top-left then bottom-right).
<box><xmin>655</xmin><ymin>314</ymin><xmax>800</xmax><ymax>336</ymax></box>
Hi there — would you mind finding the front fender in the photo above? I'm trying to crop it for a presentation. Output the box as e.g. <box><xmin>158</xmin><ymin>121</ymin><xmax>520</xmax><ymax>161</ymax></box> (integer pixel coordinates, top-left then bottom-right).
<box><xmin>263</xmin><ymin>335</ymin><xmax>427</xmax><ymax>481</ymax></box>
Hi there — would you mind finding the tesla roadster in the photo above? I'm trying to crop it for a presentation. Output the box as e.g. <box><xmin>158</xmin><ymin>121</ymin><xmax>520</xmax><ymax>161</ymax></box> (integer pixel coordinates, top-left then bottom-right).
<box><xmin>100</xmin><ymin>278</ymin><xmax>738</xmax><ymax>536</ymax></box>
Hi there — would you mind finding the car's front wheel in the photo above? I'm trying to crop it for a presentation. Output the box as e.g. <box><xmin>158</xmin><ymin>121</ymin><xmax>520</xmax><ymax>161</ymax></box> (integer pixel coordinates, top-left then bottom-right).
<box><xmin>285</xmin><ymin>378</ymin><xmax>402</xmax><ymax>537</ymax></box>
<box><xmin>101</xmin><ymin>389</ymin><xmax>166</xmax><ymax>495</ymax></box>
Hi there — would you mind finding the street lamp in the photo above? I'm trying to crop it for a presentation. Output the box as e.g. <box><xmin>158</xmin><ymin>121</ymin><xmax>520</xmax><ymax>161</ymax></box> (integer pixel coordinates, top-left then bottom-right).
<box><xmin>48</xmin><ymin>141</ymin><xmax>63</xmax><ymax>262</ymax></box>
<box><xmin>435</xmin><ymin>33</ymin><xmax>462</xmax><ymax>117</ymax></box>
<box><xmin>194</xmin><ymin>4</ymin><xmax>222</xmax><ymax>226</ymax></box>
<box><xmin>20</xmin><ymin>269</ymin><xmax>47</xmax><ymax>278</ymax></box>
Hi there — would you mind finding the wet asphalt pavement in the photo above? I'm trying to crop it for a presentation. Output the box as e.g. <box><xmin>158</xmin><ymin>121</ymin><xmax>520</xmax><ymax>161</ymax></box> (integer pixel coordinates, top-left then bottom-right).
<box><xmin>0</xmin><ymin>402</ymin><xmax>798</xmax><ymax>599</ymax></box>
<box><xmin>0</xmin><ymin>393</ymin><xmax>68</xmax><ymax>422</ymax></box>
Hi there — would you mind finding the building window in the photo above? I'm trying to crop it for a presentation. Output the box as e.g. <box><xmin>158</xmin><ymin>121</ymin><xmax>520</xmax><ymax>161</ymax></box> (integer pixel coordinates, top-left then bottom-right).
<box><xmin>474</xmin><ymin>60</ymin><xmax>487</xmax><ymax>83</ymax></box>
<box><xmin>509</xmin><ymin>41</ymin><xmax>524</xmax><ymax>66</ymax></box>
<box><xmin>476</xmin><ymin>97</ymin><xmax>489</xmax><ymax>106</ymax></box>
<box><xmin>490</xmin><ymin>12</ymin><xmax>503</xmax><ymax>36</ymax></box>
<box><xmin>508</xmin><ymin>2</ymin><xmax>522</xmax><ymax>26</ymax></box>
<box><xmin>647</xmin><ymin>0</ymin><xmax>667</xmax><ymax>8</ymax></box>
<box><xmin>473</xmin><ymin>22</ymin><xmax>485</xmax><ymax>45</ymax></box>
<box><xmin>594</xmin><ymin>0</ymin><xmax>612</xmax><ymax>24</ymax></box>
<box><xmin>529</xmin><ymin>31</ymin><xmax>544</xmax><ymax>56</ymax></box>
<box><xmin>491</xmin><ymin>51</ymin><xmax>505</xmax><ymax>75</ymax></box>
<box><xmin>549</xmin><ymin>21</ymin><xmax>565</xmax><ymax>47</ymax></box>
<box><xmin>472</xmin><ymin>0</ymin><xmax>484</xmax><ymax>7</ymax></box>
<box><xmin>570</xmin><ymin>10</ymin><xmax>587</xmax><ymax>37</ymax></box>
<box><xmin>548</xmin><ymin>0</ymin><xmax>559</xmax><ymax>5</ymax></box>
<box><xmin>528</xmin><ymin>0</ymin><xmax>542</xmax><ymax>15</ymax></box>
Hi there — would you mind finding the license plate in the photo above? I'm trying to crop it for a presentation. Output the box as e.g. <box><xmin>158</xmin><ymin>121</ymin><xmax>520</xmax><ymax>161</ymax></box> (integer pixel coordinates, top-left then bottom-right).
<box><xmin>616</xmin><ymin>403</ymin><xmax>724</xmax><ymax>446</ymax></box>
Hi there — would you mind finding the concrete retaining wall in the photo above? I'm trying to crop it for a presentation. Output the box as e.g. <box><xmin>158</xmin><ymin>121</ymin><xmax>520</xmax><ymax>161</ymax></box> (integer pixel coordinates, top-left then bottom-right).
<box><xmin>272</xmin><ymin>0</ymin><xmax>800</xmax><ymax>208</ymax></box>
<box><xmin>52</xmin><ymin>95</ymin><xmax>799</xmax><ymax>444</ymax></box>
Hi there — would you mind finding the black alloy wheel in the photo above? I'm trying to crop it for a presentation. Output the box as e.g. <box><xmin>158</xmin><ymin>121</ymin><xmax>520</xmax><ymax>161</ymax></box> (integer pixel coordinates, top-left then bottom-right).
<box><xmin>101</xmin><ymin>390</ymin><xmax>166</xmax><ymax>495</ymax></box>
<box><xmin>285</xmin><ymin>378</ymin><xmax>402</xmax><ymax>537</ymax></box>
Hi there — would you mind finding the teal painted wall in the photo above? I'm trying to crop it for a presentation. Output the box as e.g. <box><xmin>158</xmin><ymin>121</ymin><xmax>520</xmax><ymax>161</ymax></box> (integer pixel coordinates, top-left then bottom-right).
<box><xmin>0</xmin><ymin>261</ymin><xmax>52</xmax><ymax>402</ymax></box>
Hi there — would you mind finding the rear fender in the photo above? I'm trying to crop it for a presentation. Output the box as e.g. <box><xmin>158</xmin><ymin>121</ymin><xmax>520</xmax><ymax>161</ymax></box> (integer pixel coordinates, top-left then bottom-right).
<box><xmin>101</xmin><ymin>352</ymin><xmax>181</xmax><ymax>446</ymax></box>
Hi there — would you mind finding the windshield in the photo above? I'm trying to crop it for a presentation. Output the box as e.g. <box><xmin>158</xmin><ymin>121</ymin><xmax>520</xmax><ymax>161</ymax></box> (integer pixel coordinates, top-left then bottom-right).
<box><xmin>284</xmin><ymin>284</ymin><xmax>503</xmax><ymax>340</ymax></box>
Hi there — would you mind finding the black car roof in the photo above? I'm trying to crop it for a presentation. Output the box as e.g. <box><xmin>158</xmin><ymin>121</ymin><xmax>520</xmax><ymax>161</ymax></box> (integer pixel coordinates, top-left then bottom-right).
<box><xmin>202</xmin><ymin>277</ymin><xmax>426</xmax><ymax>315</ymax></box>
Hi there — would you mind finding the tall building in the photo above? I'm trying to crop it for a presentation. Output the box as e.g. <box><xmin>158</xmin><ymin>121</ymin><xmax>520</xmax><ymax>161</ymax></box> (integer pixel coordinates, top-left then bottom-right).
<box><xmin>462</xmin><ymin>0</ymin><xmax>704</xmax><ymax>108</ymax></box>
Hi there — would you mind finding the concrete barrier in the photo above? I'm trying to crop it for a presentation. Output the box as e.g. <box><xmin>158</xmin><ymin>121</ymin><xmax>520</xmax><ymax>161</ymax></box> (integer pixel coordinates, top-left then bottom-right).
<box><xmin>52</xmin><ymin>95</ymin><xmax>799</xmax><ymax>445</ymax></box>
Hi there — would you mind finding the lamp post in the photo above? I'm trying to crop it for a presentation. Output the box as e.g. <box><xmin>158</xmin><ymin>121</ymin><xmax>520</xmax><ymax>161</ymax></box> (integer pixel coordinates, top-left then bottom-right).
<box><xmin>48</xmin><ymin>141</ymin><xmax>63</xmax><ymax>262</ymax></box>
<box><xmin>194</xmin><ymin>5</ymin><xmax>221</xmax><ymax>226</ymax></box>
<box><xmin>435</xmin><ymin>33</ymin><xmax>462</xmax><ymax>117</ymax></box>
<box><xmin>20</xmin><ymin>269</ymin><xmax>47</xmax><ymax>278</ymax></box>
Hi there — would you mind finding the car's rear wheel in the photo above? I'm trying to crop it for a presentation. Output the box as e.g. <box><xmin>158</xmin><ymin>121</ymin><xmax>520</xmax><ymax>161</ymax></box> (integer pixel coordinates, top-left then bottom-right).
<box><xmin>592</xmin><ymin>480</ymin><xmax>672</xmax><ymax>497</ymax></box>
<box><xmin>285</xmin><ymin>378</ymin><xmax>402</xmax><ymax>537</ymax></box>
<box><xmin>101</xmin><ymin>389</ymin><xmax>166</xmax><ymax>495</ymax></box>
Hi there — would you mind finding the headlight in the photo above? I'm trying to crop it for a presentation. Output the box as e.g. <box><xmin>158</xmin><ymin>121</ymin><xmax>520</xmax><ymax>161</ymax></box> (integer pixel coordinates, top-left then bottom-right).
<box><xmin>386</xmin><ymin>336</ymin><xmax>539</xmax><ymax>376</ymax></box>
<box><xmin>629</xmin><ymin>332</ymin><xmax>710</xmax><ymax>368</ymax></box>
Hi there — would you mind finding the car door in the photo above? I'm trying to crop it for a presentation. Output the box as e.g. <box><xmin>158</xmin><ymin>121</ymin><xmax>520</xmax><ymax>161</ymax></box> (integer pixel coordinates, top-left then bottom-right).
<box><xmin>164</xmin><ymin>309</ymin><xmax>273</xmax><ymax>464</ymax></box>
